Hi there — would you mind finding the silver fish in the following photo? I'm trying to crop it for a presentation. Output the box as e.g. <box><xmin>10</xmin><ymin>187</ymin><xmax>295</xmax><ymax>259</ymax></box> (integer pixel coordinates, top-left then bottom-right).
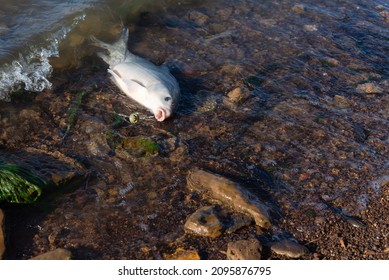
<box><xmin>92</xmin><ymin>29</ymin><xmax>179</xmax><ymax>121</ymax></box>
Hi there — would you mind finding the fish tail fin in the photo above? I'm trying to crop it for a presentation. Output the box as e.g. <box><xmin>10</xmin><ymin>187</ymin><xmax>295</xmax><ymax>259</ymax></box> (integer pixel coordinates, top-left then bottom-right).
<box><xmin>91</xmin><ymin>28</ymin><xmax>129</xmax><ymax>67</ymax></box>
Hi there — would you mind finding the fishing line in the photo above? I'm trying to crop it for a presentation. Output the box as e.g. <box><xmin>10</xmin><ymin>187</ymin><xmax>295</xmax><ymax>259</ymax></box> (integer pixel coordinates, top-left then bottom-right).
<box><xmin>79</xmin><ymin>102</ymin><xmax>154</xmax><ymax>124</ymax></box>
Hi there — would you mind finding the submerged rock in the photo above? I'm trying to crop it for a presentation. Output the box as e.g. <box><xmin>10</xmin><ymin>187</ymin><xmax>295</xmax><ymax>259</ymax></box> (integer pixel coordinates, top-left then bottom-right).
<box><xmin>30</xmin><ymin>248</ymin><xmax>72</xmax><ymax>260</ymax></box>
<box><xmin>115</xmin><ymin>136</ymin><xmax>159</xmax><ymax>159</ymax></box>
<box><xmin>0</xmin><ymin>148</ymin><xmax>86</xmax><ymax>203</ymax></box>
<box><xmin>292</xmin><ymin>4</ymin><xmax>306</xmax><ymax>13</ymax></box>
<box><xmin>0</xmin><ymin>209</ymin><xmax>4</xmax><ymax>259</ymax></box>
<box><xmin>227</xmin><ymin>239</ymin><xmax>262</xmax><ymax>260</ymax></box>
<box><xmin>304</xmin><ymin>24</ymin><xmax>318</xmax><ymax>32</ymax></box>
<box><xmin>184</xmin><ymin>206</ymin><xmax>224</xmax><ymax>238</ymax></box>
<box><xmin>227</xmin><ymin>87</ymin><xmax>250</xmax><ymax>103</ymax></box>
<box><xmin>379</xmin><ymin>9</ymin><xmax>389</xmax><ymax>22</ymax></box>
<box><xmin>270</xmin><ymin>240</ymin><xmax>309</xmax><ymax>258</ymax></box>
<box><xmin>356</xmin><ymin>82</ymin><xmax>384</xmax><ymax>94</ymax></box>
<box><xmin>187</xmin><ymin>10</ymin><xmax>209</xmax><ymax>26</ymax></box>
<box><xmin>0</xmin><ymin>24</ymin><xmax>10</xmax><ymax>36</ymax></box>
<box><xmin>334</xmin><ymin>95</ymin><xmax>350</xmax><ymax>108</ymax></box>
<box><xmin>186</xmin><ymin>168</ymin><xmax>271</xmax><ymax>229</ymax></box>
<box><xmin>87</xmin><ymin>133</ymin><xmax>111</xmax><ymax>157</ymax></box>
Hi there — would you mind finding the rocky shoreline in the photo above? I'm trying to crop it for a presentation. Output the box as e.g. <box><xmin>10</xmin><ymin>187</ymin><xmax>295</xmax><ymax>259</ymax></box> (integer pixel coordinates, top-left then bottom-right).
<box><xmin>0</xmin><ymin>0</ymin><xmax>388</xmax><ymax>260</ymax></box>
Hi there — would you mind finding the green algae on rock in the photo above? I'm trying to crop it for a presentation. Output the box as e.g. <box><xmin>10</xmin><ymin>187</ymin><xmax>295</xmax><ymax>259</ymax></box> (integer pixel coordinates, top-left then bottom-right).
<box><xmin>115</xmin><ymin>136</ymin><xmax>159</xmax><ymax>159</ymax></box>
<box><xmin>186</xmin><ymin>168</ymin><xmax>272</xmax><ymax>229</ymax></box>
<box><xmin>0</xmin><ymin>149</ymin><xmax>86</xmax><ymax>203</ymax></box>
<box><xmin>0</xmin><ymin>162</ymin><xmax>47</xmax><ymax>204</ymax></box>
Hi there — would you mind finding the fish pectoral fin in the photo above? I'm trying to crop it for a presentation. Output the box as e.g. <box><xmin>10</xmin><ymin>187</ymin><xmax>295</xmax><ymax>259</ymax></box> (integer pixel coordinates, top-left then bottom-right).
<box><xmin>108</xmin><ymin>69</ymin><xmax>148</xmax><ymax>96</ymax></box>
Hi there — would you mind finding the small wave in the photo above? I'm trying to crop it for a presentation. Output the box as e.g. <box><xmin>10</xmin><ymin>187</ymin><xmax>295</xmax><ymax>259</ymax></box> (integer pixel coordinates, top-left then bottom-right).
<box><xmin>0</xmin><ymin>14</ymin><xmax>86</xmax><ymax>101</ymax></box>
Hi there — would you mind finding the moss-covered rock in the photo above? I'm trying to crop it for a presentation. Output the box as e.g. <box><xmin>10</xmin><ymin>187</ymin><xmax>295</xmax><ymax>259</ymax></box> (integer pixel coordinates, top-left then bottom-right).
<box><xmin>115</xmin><ymin>136</ymin><xmax>159</xmax><ymax>159</ymax></box>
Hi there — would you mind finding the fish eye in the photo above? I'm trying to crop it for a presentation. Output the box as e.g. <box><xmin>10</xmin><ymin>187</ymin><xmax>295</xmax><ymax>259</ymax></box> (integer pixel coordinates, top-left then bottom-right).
<box><xmin>164</xmin><ymin>96</ymin><xmax>172</xmax><ymax>102</ymax></box>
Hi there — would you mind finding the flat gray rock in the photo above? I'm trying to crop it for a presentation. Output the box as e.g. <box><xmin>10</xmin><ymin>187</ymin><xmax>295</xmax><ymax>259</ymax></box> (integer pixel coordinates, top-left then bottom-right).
<box><xmin>270</xmin><ymin>240</ymin><xmax>309</xmax><ymax>258</ymax></box>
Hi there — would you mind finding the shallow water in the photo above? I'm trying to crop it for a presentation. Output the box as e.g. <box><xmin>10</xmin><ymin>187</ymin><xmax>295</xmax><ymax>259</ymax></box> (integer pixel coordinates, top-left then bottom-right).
<box><xmin>0</xmin><ymin>0</ymin><xmax>388</xmax><ymax>259</ymax></box>
<box><xmin>0</xmin><ymin>0</ymin><xmax>198</xmax><ymax>99</ymax></box>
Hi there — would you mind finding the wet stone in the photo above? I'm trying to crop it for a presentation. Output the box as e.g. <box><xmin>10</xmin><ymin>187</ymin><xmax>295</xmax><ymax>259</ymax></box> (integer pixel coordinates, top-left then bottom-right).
<box><xmin>0</xmin><ymin>24</ymin><xmax>10</xmax><ymax>35</ymax></box>
<box><xmin>379</xmin><ymin>10</ymin><xmax>389</xmax><ymax>22</ymax></box>
<box><xmin>227</xmin><ymin>239</ymin><xmax>262</xmax><ymax>260</ymax></box>
<box><xmin>225</xmin><ymin>213</ymin><xmax>253</xmax><ymax>234</ymax></box>
<box><xmin>356</xmin><ymin>82</ymin><xmax>384</xmax><ymax>94</ymax></box>
<box><xmin>30</xmin><ymin>248</ymin><xmax>72</xmax><ymax>260</ymax></box>
<box><xmin>187</xmin><ymin>168</ymin><xmax>272</xmax><ymax>229</ymax></box>
<box><xmin>304</xmin><ymin>25</ymin><xmax>318</xmax><ymax>32</ymax></box>
<box><xmin>0</xmin><ymin>209</ymin><xmax>4</xmax><ymax>259</ymax></box>
<box><xmin>184</xmin><ymin>206</ymin><xmax>224</xmax><ymax>238</ymax></box>
<box><xmin>292</xmin><ymin>4</ymin><xmax>306</xmax><ymax>13</ymax></box>
<box><xmin>270</xmin><ymin>240</ymin><xmax>309</xmax><ymax>259</ymax></box>
<box><xmin>87</xmin><ymin>133</ymin><xmax>111</xmax><ymax>157</ymax></box>
<box><xmin>227</xmin><ymin>87</ymin><xmax>251</xmax><ymax>103</ymax></box>
<box><xmin>334</xmin><ymin>95</ymin><xmax>350</xmax><ymax>108</ymax></box>
<box><xmin>115</xmin><ymin>136</ymin><xmax>159</xmax><ymax>159</ymax></box>
<box><xmin>187</xmin><ymin>10</ymin><xmax>209</xmax><ymax>26</ymax></box>
<box><xmin>321</xmin><ymin>57</ymin><xmax>340</xmax><ymax>67</ymax></box>
<box><xmin>163</xmin><ymin>248</ymin><xmax>201</xmax><ymax>260</ymax></box>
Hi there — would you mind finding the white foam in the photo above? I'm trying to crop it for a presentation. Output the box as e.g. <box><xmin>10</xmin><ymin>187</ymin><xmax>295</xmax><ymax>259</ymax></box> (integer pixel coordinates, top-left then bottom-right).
<box><xmin>0</xmin><ymin>14</ymin><xmax>85</xmax><ymax>101</ymax></box>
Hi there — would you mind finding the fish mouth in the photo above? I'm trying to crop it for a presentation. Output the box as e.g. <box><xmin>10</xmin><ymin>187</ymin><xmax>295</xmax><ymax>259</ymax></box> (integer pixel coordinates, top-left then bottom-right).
<box><xmin>154</xmin><ymin>108</ymin><xmax>171</xmax><ymax>122</ymax></box>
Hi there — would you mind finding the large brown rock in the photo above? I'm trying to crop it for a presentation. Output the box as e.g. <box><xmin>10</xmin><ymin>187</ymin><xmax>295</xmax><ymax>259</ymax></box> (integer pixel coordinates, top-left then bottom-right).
<box><xmin>187</xmin><ymin>168</ymin><xmax>271</xmax><ymax>229</ymax></box>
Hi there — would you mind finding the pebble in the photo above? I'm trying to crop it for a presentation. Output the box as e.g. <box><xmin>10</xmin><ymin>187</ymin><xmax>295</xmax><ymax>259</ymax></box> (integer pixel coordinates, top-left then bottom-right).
<box><xmin>163</xmin><ymin>248</ymin><xmax>201</xmax><ymax>260</ymax></box>
<box><xmin>0</xmin><ymin>23</ymin><xmax>10</xmax><ymax>35</ymax></box>
<box><xmin>227</xmin><ymin>239</ymin><xmax>262</xmax><ymax>260</ymax></box>
<box><xmin>292</xmin><ymin>4</ymin><xmax>306</xmax><ymax>13</ymax></box>
<box><xmin>0</xmin><ymin>209</ymin><xmax>4</xmax><ymax>259</ymax></box>
<box><xmin>187</xmin><ymin>10</ymin><xmax>209</xmax><ymax>26</ymax></box>
<box><xmin>322</xmin><ymin>57</ymin><xmax>340</xmax><ymax>66</ymax></box>
<box><xmin>227</xmin><ymin>87</ymin><xmax>250</xmax><ymax>103</ymax></box>
<box><xmin>379</xmin><ymin>10</ymin><xmax>389</xmax><ymax>22</ymax></box>
<box><xmin>30</xmin><ymin>248</ymin><xmax>72</xmax><ymax>260</ymax></box>
<box><xmin>333</xmin><ymin>95</ymin><xmax>350</xmax><ymax>108</ymax></box>
<box><xmin>270</xmin><ymin>240</ymin><xmax>309</xmax><ymax>258</ymax></box>
<box><xmin>304</xmin><ymin>25</ymin><xmax>318</xmax><ymax>32</ymax></box>
<box><xmin>356</xmin><ymin>82</ymin><xmax>384</xmax><ymax>94</ymax></box>
<box><xmin>87</xmin><ymin>134</ymin><xmax>111</xmax><ymax>157</ymax></box>
<box><xmin>184</xmin><ymin>206</ymin><xmax>224</xmax><ymax>238</ymax></box>
<box><xmin>187</xmin><ymin>168</ymin><xmax>272</xmax><ymax>229</ymax></box>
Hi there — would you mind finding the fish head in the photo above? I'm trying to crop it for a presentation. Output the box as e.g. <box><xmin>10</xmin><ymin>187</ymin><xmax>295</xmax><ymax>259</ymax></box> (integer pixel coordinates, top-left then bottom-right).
<box><xmin>147</xmin><ymin>84</ymin><xmax>175</xmax><ymax>122</ymax></box>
